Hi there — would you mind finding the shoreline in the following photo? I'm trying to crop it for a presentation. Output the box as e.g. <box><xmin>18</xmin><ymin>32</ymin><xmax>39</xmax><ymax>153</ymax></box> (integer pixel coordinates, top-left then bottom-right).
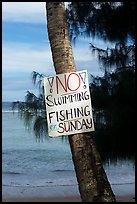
<box><xmin>2</xmin><ymin>195</ymin><xmax>135</xmax><ymax>202</ymax></box>
<box><xmin>2</xmin><ymin>182</ymin><xmax>135</xmax><ymax>202</ymax></box>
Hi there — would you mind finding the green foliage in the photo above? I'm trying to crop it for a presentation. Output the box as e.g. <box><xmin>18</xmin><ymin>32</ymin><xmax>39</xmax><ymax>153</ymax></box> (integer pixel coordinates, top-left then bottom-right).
<box><xmin>67</xmin><ymin>2</ymin><xmax>135</xmax><ymax>43</ymax></box>
<box><xmin>33</xmin><ymin>116</ymin><xmax>48</xmax><ymax>142</ymax></box>
<box><xmin>90</xmin><ymin>43</ymin><xmax>135</xmax><ymax>71</ymax></box>
<box><xmin>67</xmin><ymin>2</ymin><xmax>135</xmax><ymax>162</ymax></box>
<box><xmin>31</xmin><ymin>71</ymin><xmax>45</xmax><ymax>90</ymax></box>
<box><xmin>90</xmin><ymin>69</ymin><xmax>135</xmax><ymax>162</ymax></box>
<box><xmin>12</xmin><ymin>72</ymin><xmax>47</xmax><ymax>141</ymax></box>
<box><xmin>67</xmin><ymin>2</ymin><xmax>135</xmax><ymax>73</ymax></box>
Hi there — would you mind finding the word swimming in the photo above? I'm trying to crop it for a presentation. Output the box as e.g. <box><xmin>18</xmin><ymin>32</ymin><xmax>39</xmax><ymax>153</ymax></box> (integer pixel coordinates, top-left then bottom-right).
<box><xmin>46</xmin><ymin>91</ymin><xmax>89</xmax><ymax>107</ymax></box>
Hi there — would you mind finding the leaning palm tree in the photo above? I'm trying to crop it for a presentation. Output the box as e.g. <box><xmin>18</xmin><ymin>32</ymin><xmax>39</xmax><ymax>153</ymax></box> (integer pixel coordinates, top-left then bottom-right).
<box><xmin>46</xmin><ymin>2</ymin><xmax>116</xmax><ymax>202</ymax></box>
<box><xmin>12</xmin><ymin>2</ymin><xmax>116</xmax><ymax>202</ymax></box>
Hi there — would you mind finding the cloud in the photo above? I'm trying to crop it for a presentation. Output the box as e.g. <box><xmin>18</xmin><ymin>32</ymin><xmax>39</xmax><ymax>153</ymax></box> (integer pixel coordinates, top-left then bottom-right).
<box><xmin>75</xmin><ymin>60</ymin><xmax>103</xmax><ymax>76</ymax></box>
<box><xmin>72</xmin><ymin>43</ymin><xmax>103</xmax><ymax>76</ymax></box>
<box><xmin>2</xmin><ymin>2</ymin><xmax>46</xmax><ymax>24</ymax></box>
<box><xmin>2</xmin><ymin>41</ymin><xmax>102</xmax><ymax>77</ymax></box>
<box><xmin>3</xmin><ymin>74</ymin><xmax>32</xmax><ymax>91</ymax></box>
<box><xmin>2</xmin><ymin>2</ymin><xmax>71</xmax><ymax>24</ymax></box>
<box><xmin>2</xmin><ymin>72</ymin><xmax>39</xmax><ymax>102</ymax></box>
<box><xmin>73</xmin><ymin>36</ymin><xmax>115</xmax><ymax>49</ymax></box>
<box><xmin>2</xmin><ymin>40</ymin><xmax>103</xmax><ymax>102</ymax></box>
<box><xmin>2</xmin><ymin>89</ymin><xmax>38</xmax><ymax>102</ymax></box>
<box><xmin>2</xmin><ymin>42</ymin><xmax>54</xmax><ymax>74</ymax></box>
<box><xmin>73</xmin><ymin>46</ymin><xmax>97</xmax><ymax>62</ymax></box>
<box><xmin>2</xmin><ymin>2</ymin><xmax>104</xmax><ymax>102</ymax></box>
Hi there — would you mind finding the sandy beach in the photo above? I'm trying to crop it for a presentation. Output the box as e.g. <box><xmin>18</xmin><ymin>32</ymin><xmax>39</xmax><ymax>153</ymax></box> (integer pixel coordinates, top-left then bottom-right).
<box><xmin>2</xmin><ymin>169</ymin><xmax>135</xmax><ymax>203</ymax></box>
<box><xmin>2</xmin><ymin>183</ymin><xmax>135</xmax><ymax>202</ymax></box>
<box><xmin>2</xmin><ymin>195</ymin><xmax>135</xmax><ymax>202</ymax></box>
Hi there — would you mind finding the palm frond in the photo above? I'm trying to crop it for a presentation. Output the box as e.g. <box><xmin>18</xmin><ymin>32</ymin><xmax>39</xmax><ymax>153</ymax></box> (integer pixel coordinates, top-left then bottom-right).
<box><xmin>31</xmin><ymin>71</ymin><xmax>45</xmax><ymax>90</ymax></box>
<box><xmin>12</xmin><ymin>76</ymin><xmax>47</xmax><ymax>142</ymax></box>
<box><xmin>90</xmin><ymin>42</ymin><xmax>135</xmax><ymax>72</ymax></box>
<box><xmin>33</xmin><ymin>116</ymin><xmax>48</xmax><ymax>142</ymax></box>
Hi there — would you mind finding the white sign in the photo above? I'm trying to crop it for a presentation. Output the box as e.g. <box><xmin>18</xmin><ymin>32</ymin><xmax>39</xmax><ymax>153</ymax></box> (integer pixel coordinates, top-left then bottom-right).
<box><xmin>44</xmin><ymin>70</ymin><xmax>94</xmax><ymax>137</ymax></box>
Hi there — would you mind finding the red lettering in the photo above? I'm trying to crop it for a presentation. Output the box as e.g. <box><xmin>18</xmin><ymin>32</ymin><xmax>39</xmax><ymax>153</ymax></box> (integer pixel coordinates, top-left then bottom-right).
<box><xmin>56</xmin><ymin>74</ymin><xmax>67</xmax><ymax>94</ymax></box>
<box><xmin>56</xmin><ymin>72</ymin><xmax>81</xmax><ymax>94</ymax></box>
<box><xmin>67</xmin><ymin>73</ymin><xmax>80</xmax><ymax>92</ymax></box>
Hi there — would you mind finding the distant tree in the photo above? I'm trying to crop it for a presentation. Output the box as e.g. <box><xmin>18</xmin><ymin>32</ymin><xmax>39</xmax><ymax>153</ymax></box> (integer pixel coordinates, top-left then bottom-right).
<box><xmin>90</xmin><ymin>69</ymin><xmax>135</xmax><ymax>162</ymax></box>
<box><xmin>12</xmin><ymin>71</ymin><xmax>48</xmax><ymax>142</ymax></box>
<box><xmin>67</xmin><ymin>1</ymin><xmax>135</xmax><ymax>161</ymax></box>
<box><xmin>66</xmin><ymin>2</ymin><xmax>135</xmax><ymax>72</ymax></box>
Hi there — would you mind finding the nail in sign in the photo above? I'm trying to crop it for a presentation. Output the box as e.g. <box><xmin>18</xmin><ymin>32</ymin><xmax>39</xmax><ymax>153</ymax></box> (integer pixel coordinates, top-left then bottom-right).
<box><xmin>44</xmin><ymin>70</ymin><xmax>95</xmax><ymax>137</ymax></box>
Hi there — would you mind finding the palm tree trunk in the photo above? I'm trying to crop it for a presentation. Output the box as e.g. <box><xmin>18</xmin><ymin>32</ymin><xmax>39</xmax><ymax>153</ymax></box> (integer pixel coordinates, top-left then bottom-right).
<box><xmin>46</xmin><ymin>2</ymin><xmax>116</xmax><ymax>202</ymax></box>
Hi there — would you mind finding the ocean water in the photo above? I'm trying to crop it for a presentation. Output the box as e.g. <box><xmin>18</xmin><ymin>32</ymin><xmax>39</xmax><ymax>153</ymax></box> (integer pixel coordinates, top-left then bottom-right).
<box><xmin>2</xmin><ymin>102</ymin><xmax>135</xmax><ymax>197</ymax></box>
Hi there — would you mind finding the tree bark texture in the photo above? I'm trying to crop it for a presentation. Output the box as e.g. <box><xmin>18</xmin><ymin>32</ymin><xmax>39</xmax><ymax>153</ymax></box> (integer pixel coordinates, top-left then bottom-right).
<box><xmin>46</xmin><ymin>2</ymin><xmax>116</xmax><ymax>202</ymax></box>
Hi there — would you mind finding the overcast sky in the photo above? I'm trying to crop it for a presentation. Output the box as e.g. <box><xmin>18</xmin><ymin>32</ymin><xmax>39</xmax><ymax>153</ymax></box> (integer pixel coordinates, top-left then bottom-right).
<box><xmin>2</xmin><ymin>2</ymin><xmax>110</xmax><ymax>102</ymax></box>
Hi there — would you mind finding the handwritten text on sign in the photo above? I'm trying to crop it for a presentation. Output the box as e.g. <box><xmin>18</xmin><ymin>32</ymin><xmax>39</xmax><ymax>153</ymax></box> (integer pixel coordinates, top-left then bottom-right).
<box><xmin>44</xmin><ymin>70</ymin><xmax>94</xmax><ymax>137</ymax></box>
